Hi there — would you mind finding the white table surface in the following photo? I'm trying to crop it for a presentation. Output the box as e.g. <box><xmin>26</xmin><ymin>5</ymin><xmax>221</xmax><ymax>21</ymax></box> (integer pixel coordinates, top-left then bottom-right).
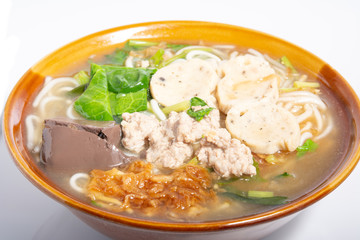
<box><xmin>1</xmin><ymin>0</ymin><xmax>359</xmax><ymax>239</ymax></box>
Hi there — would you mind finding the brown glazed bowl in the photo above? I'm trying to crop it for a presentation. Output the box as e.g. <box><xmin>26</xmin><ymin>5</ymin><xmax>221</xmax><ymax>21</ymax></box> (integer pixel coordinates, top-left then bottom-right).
<box><xmin>3</xmin><ymin>21</ymin><xmax>360</xmax><ymax>240</ymax></box>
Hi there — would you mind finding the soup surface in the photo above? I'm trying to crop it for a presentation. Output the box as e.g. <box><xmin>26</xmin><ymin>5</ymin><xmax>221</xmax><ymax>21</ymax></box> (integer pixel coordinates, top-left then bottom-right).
<box><xmin>24</xmin><ymin>40</ymin><xmax>349</xmax><ymax>222</ymax></box>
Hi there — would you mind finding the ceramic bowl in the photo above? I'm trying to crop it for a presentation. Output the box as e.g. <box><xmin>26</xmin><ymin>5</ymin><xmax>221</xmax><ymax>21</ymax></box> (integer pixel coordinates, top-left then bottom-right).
<box><xmin>3</xmin><ymin>21</ymin><xmax>360</xmax><ymax>240</ymax></box>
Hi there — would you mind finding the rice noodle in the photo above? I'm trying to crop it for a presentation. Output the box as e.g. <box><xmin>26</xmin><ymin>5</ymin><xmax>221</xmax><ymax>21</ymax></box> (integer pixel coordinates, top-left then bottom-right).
<box><xmin>247</xmin><ymin>48</ymin><xmax>265</xmax><ymax>59</ymax></box>
<box><xmin>301</xmin><ymin>122</ymin><xmax>313</xmax><ymax>133</ymax></box>
<box><xmin>66</xmin><ymin>103</ymin><xmax>80</xmax><ymax>120</ymax></box>
<box><xmin>25</xmin><ymin>114</ymin><xmax>41</xmax><ymax>151</ymax></box>
<box><xmin>69</xmin><ymin>173</ymin><xmax>90</xmax><ymax>193</ymax></box>
<box><xmin>312</xmin><ymin>105</ymin><xmax>323</xmax><ymax>131</ymax></box>
<box><xmin>32</xmin><ymin>77</ymin><xmax>78</xmax><ymax>107</ymax></box>
<box><xmin>314</xmin><ymin>116</ymin><xmax>333</xmax><ymax>141</ymax></box>
<box><xmin>296</xmin><ymin>104</ymin><xmax>313</xmax><ymax>123</ymax></box>
<box><xmin>185</xmin><ymin>50</ymin><xmax>222</xmax><ymax>61</ymax></box>
<box><xmin>39</xmin><ymin>96</ymin><xmax>63</xmax><ymax>115</ymax></box>
<box><xmin>150</xmin><ymin>99</ymin><xmax>166</xmax><ymax>121</ymax></box>
<box><xmin>300</xmin><ymin>132</ymin><xmax>313</xmax><ymax>145</ymax></box>
<box><xmin>277</xmin><ymin>96</ymin><xmax>326</xmax><ymax>110</ymax></box>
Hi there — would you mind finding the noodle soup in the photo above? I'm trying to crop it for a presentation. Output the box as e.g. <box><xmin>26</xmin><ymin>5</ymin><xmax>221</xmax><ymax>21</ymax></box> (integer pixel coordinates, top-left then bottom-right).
<box><xmin>23</xmin><ymin>40</ymin><xmax>349</xmax><ymax>222</ymax></box>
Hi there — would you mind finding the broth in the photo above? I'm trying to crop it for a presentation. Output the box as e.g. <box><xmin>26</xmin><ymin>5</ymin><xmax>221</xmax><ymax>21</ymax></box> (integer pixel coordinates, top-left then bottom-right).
<box><xmin>23</xmin><ymin>40</ymin><xmax>349</xmax><ymax>222</ymax></box>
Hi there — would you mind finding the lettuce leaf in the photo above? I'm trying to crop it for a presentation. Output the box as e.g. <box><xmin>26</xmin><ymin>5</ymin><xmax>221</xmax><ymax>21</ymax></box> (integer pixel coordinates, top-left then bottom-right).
<box><xmin>95</xmin><ymin>64</ymin><xmax>156</xmax><ymax>94</ymax></box>
<box><xmin>74</xmin><ymin>67</ymin><xmax>113</xmax><ymax>121</ymax></box>
<box><xmin>109</xmin><ymin>89</ymin><xmax>147</xmax><ymax>116</ymax></box>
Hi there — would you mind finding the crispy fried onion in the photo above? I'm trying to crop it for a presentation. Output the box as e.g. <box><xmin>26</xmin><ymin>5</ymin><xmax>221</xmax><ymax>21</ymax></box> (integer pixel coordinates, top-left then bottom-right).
<box><xmin>87</xmin><ymin>161</ymin><xmax>217</xmax><ymax>220</ymax></box>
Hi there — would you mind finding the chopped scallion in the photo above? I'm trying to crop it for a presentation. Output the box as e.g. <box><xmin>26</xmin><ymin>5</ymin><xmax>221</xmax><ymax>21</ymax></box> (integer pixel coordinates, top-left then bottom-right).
<box><xmin>281</xmin><ymin>56</ymin><xmax>297</xmax><ymax>74</ymax></box>
<box><xmin>294</xmin><ymin>81</ymin><xmax>320</xmax><ymax>88</ymax></box>
<box><xmin>161</xmin><ymin>100</ymin><xmax>191</xmax><ymax>115</ymax></box>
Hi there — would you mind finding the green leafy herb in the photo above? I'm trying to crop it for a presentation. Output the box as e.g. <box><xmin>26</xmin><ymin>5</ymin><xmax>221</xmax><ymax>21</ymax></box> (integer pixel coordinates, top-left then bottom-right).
<box><xmin>217</xmin><ymin>177</ymin><xmax>240</xmax><ymax>185</ymax></box>
<box><xmin>275</xmin><ymin>172</ymin><xmax>294</xmax><ymax>179</ymax></box>
<box><xmin>281</xmin><ymin>56</ymin><xmax>297</xmax><ymax>74</ymax></box>
<box><xmin>74</xmin><ymin>63</ymin><xmax>153</xmax><ymax>121</ymax></box>
<box><xmin>187</xmin><ymin>97</ymin><xmax>214</xmax><ymax>121</ymax></box>
<box><xmin>123</xmin><ymin>40</ymin><xmax>159</xmax><ymax>51</ymax></box>
<box><xmin>248</xmin><ymin>190</ymin><xmax>274</xmax><ymax>198</ymax></box>
<box><xmin>91</xmin><ymin>200</ymin><xmax>102</xmax><ymax>207</ymax></box>
<box><xmin>296</xmin><ymin>139</ymin><xmax>318</xmax><ymax>157</ymax></box>
<box><xmin>109</xmin><ymin>89</ymin><xmax>148</xmax><ymax>117</ymax></box>
<box><xmin>97</xmin><ymin>64</ymin><xmax>156</xmax><ymax>94</ymax></box>
<box><xmin>73</xmin><ymin>70</ymin><xmax>90</xmax><ymax>85</ymax></box>
<box><xmin>106</xmin><ymin>49</ymin><xmax>128</xmax><ymax>65</ymax></box>
<box><xmin>67</xmin><ymin>84</ymin><xmax>87</xmax><ymax>98</ymax></box>
<box><xmin>74</xmin><ymin>67</ymin><xmax>113</xmax><ymax>121</ymax></box>
<box><xmin>220</xmin><ymin>192</ymin><xmax>288</xmax><ymax>206</ymax></box>
<box><xmin>150</xmin><ymin>49</ymin><xmax>165</xmax><ymax>67</ymax></box>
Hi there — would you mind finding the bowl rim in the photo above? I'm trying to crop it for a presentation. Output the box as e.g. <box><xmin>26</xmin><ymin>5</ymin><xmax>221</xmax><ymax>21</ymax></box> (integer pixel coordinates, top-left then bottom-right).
<box><xmin>3</xmin><ymin>20</ymin><xmax>360</xmax><ymax>232</ymax></box>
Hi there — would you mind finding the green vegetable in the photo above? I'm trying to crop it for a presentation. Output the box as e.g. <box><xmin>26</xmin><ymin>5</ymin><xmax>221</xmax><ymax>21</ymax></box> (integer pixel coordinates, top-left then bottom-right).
<box><xmin>296</xmin><ymin>139</ymin><xmax>318</xmax><ymax>157</ymax></box>
<box><xmin>109</xmin><ymin>89</ymin><xmax>148</xmax><ymax>117</ymax></box>
<box><xmin>220</xmin><ymin>191</ymin><xmax>288</xmax><ymax>206</ymax></box>
<box><xmin>217</xmin><ymin>177</ymin><xmax>240</xmax><ymax>186</ymax></box>
<box><xmin>74</xmin><ymin>70</ymin><xmax>90</xmax><ymax>85</ymax></box>
<box><xmin>186</xmin><ymin>157</ymin><xmax>199</xmax><ymax>166</ymax></box>
<box><xmin>150</xmin><ymin>49</ymin><xmax>165</xmax><ymax>67</ymax></box>
<box><xmin>275</xmin><ymin>172</ymin><xmax>294</xmax><ymax>178</ymax></box>
<box><xmin>67</xmin><ymin>84</ymin><xmax>87</xmax><ymax>98</ymax></box>
<box><xmin>187</xmin><ymin>97</ymin><xmax>214</xmax><ymax>121</ymax></box>
<box><xmin>264</xmin><ymin>154</ymin><xmax>278</xmax><ymax>164</ymax></box>
<box><xmin>160</xmin><ymin>47</ymin><xmax>218</xmax><ymax>67</ymax></box>
<box><xmin>123</xmin><ymin>40</ymin><xmax>159</xmax><ymax>51</ymax></box>
<box><xmin>74</xmin><ymin>67</ymin><xmax>113</xmax><ymax>121</ymax></box>
<box><xmin>74</xmin><ymin>63</ymin><xmax>153</xmax><ymax>121</ymax></box>
<box><xmin>294</xmin><ymin>81</ymin><xmax>320</xmax><ymax>88</ymax></box>
<box><xmin>97</xmin><ymin>64</ymin><xmax>156</xmax><ymax>94</ymax></box>
<box><xmin>91</xmin><ymin>200</ymin><xmax>102</xmax><ymax>207</ymax></box>
<box><xmin>106</xmin><ymin>49</ymin><xmax>128</xmax><ymax>65</ymax></box>
<box><xmin>281</xmin><ymin>56</ymin><xmax>297</xmax><ymax>74</ymax></box>
<box><xmin>161</xmin><ymin>100</ymin><xmax>191</xmax><ymax>115</ymax></box>
<box><xmin>248</xmin><ymin>190</ymin><xmax>274</xmax><ymax>198</ymax></box>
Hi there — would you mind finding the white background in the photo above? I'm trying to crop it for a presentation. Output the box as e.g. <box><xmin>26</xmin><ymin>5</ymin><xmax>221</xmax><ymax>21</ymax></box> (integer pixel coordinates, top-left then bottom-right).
<box><xmin>0</xmin><ymin>0</ymin><xmax>359</xmax><ymax>239</ymax></box>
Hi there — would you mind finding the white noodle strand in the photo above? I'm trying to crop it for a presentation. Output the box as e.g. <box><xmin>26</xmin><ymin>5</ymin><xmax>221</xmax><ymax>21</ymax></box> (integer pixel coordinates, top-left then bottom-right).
<box><xmin>296</xmin><ymin>104</ymin><xmax>313</xmax><ymax>123</ymax></box>
<box><xmin>150</xmin><ymin>99</ymin><xmax>167</xmax><ymax>121</ymax></box>
<box><xmin>32</xmin><ymin>77</ymin><xmax>78</xmax><ymax>107</ymax></box>
<box><xmin>69</xmin><ymin>173</ymin><xmax>90</xmax><ymax>193</ymax></box>
<box><xmin>25</xmin><ymin>115</ymin><xmax>41</xmax><ymax>151</ymax></box>
<box><xmin>300</xmin><ymin>132</ymin><xmax>313</xmax><ymax>145</ymax></box>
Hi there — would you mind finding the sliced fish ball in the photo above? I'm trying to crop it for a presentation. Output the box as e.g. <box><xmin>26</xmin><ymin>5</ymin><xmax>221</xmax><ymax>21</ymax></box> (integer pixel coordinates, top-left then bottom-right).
<box><xmin>226</xmin><ymin>103</ymin><xmax>301</xmax><ymax>154</ymax></box>
<box><xmin>216</xmin><ymin>74</ymin><xmax>280</xmax><ymax>113</ymax></box>
<box><xmin>150</xmin><ymin>59</ymin><xmax>219</xmax><ymax>106</ymax></box>
<box><xmin>218</xmin><ymin>54</ymin><xmax>275</xmax><ymax>81</ymax></box>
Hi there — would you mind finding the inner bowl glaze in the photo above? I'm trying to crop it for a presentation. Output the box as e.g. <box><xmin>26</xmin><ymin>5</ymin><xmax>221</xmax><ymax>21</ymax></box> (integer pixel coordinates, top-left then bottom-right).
<box><xmin>3</xmin><ymin>21</ymin><xmax>360</xmax><ymax>239</ymax></box>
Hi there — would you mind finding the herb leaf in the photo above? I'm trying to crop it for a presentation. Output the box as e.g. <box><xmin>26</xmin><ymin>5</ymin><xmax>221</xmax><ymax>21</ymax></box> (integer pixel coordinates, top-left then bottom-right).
<box><xmin>73</xmin><ymin>70</ymin><xmax>90</xmax><ymax>85</ymax></box>
<box><xmin>220</xmin><ymin>192</ymin><xmax>288</xmax><ymax>206</ymax></box>
<box><xmin>74</xmin><ymin>67</ymin><xmax>113</xmax><ymax>121</ymax></box>
<box><xmin>296</xmin><ymin>139</ymin><xmax>318</xmax><ymax>157</ymax></box>
<box><xmin>187</xmin><ymin>97</ymin><xmax>214</xmax><ymax>121</ymax></box>
<box><xmin>150</xmin><ymin>49</ymin><xmax>165</xmax><ymax>67</ymax></box>
<box><xmin>109</xmin><ymin>89</ymin><xmax>148</xmax><ymax>117</ymax></box>
<box><xmin>97</xmin><ymin>64</ymin><xmax>156</xmax><ymax>94</ymax></box>
<box><xmin>106</xmin><ymin>49</ymin><xmax>128</xmax><ymax>66</ymax></box>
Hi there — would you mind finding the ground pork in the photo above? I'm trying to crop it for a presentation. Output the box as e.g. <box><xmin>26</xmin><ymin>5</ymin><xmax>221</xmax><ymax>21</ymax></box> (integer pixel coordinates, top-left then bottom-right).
<box><xmin>146</xmin><ymin>109</ymin><xmax>220</xmax><ymax>168</ymax></box>
<box><xmin>197</xmin><ymin>128</ymin><xmax>256</xmax><ymax>178</ymax></box>
<box><xmin>121</xmin><ymin>112</ymin><xmax>159</xmax><ymax>153</ymax></box>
